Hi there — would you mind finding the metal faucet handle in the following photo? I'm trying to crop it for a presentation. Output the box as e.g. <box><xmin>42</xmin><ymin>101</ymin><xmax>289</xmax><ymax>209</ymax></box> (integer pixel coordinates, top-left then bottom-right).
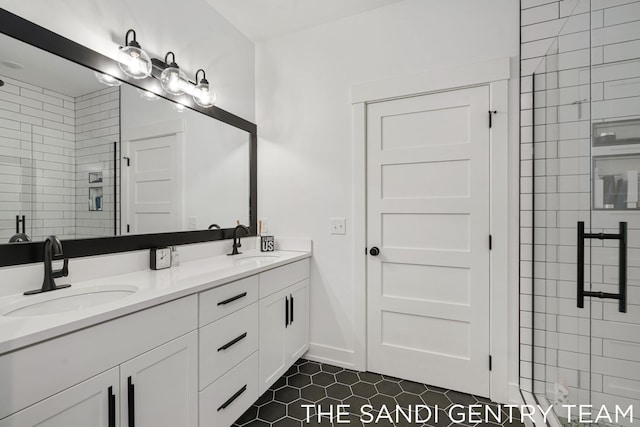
<box><xmin>45</xmin><ymin>235</ymin><xmax>63</xmax><ymax>256</ymax></box>
<box><xmin>52</xmin><ymin>259</ymin><xmax>69</xmax><ymax>279</ymax></box>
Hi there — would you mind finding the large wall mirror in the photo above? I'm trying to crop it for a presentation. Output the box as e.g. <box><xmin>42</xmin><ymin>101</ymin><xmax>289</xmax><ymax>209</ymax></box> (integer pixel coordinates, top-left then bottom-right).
<box><xmin>0</xmin><ymin>8</ymin><xmax>257</xmax><ymax>266</ymax></box>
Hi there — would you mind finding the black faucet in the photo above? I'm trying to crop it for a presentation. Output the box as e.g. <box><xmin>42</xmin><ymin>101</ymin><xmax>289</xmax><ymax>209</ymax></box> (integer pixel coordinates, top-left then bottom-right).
<box><xmin>24</xmin><ymin>236</ymin><xmax>71</xmax><ymax>295</ymax></box>
<box><xmin>208</xmin><ymin>224</ymin><xmax>221</xmax><ymax>230</ymax></box>
<box><xmin>228</xmin><ymin>224</ymin><xmax>250</xmax><ymax>256</ymax></box>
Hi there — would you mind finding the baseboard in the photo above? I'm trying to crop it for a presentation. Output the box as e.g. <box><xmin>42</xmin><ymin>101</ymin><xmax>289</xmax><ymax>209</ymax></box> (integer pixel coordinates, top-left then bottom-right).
<box><xmin>303</xmin><ymin>343</ymin><xmax>356</xmax><ymax>370</ymax></box>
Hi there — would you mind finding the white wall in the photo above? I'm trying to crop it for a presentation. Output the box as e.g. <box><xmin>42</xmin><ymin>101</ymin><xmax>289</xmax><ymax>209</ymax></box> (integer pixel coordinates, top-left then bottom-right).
<box><xmin>255</xmin><ymin>0</ymin><xmax>521</xmax><ymax>400</ymax></box>
<box><xmin>0</xmin><ymin>0</ymin><xmax>255</xmax><ymax>122</ymax></box>
<box><xmin>121</xmin><ymin>84</ymin><xmax>250</xmax><ymax>230</ymax></box>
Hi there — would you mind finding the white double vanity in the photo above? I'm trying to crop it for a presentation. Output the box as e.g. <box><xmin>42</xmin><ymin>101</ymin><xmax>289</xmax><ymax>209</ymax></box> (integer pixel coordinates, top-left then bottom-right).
<box><xmin>0</xmin><ymin>249</ymin><xmax>311</xmax><ymax>426</ymax></box>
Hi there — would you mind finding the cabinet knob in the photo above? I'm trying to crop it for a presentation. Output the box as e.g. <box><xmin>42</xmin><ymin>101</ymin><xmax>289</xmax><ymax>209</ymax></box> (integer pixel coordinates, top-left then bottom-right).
<box><xmin>369</xmin><ymin>247</ymin><xmax>380</xmax><ymax>256</ymax></box>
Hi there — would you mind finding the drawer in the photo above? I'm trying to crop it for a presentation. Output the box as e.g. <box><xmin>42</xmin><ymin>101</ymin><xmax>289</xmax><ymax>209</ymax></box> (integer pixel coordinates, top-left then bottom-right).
<box><xmin>259</xmin><ymin>258</ymin><xmax>310</xmax><ymax>298</ymax></box>
<box><xmin>199</xmin><ymin>352</ymin><xmax>259</xmax><ymax>427</ymax></box>
<box><xmin>199</xmin><ymin>302</ymin><xmax>259</xmax><ymax>389</ymax></box>
<box><xmin>199</xmin><ymin>275</ymin><xmax>258</xmax><ymax>326</ymax></box>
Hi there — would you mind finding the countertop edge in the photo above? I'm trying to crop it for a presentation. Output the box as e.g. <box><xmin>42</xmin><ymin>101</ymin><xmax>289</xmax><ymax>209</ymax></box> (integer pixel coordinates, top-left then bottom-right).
<box><xmin>0</xmin><ymin>251</ymin><xmax>311</xmax><ymax>355</ymax></box>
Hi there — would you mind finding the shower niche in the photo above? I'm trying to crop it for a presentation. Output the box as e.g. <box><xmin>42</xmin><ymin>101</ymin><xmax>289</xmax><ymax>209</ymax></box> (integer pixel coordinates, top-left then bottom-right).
<box><xmin>592</xmin><ymin>119</ymin><xmax>640</xmax><ymax>210</ymax></box>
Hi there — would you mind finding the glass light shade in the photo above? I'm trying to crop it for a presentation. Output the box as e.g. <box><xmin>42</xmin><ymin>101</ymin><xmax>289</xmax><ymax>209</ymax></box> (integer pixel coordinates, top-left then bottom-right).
<box><xmin>137</xmin><ymin>88</ymin><xmax>159</xmax><ymax>101</ymax></box>
<box><xmin>160</xmin><ymin>66</ymin><xmax>188</xmax><ymax>96</ymax></box>
<box><xmin>118</xmin><ymin>45</ymin><xmax>152</xmax><ymax>79</ymax></box>
<box><xmin>94</xmin><ymin>71</ymin><xmax>121</xmax><ymax>87</ymax></box>
<box><xmin>193</xmin><ymin>81</ymin><xmax>216</xmax><ymax>108</ymax></box>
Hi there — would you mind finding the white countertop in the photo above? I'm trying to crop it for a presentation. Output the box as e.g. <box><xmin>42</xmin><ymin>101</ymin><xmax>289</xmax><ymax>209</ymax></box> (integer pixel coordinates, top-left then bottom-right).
<box><xmin>0</xmin><ymin>250</ymin><xmax>310</xmax><ymax>355</ymax></box>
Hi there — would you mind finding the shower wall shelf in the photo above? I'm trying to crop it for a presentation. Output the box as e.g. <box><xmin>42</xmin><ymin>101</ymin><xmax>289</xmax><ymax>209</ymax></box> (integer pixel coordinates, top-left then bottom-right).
<box><xmin>89</xmin><ymin>187</ymin><xmax>103</xmax><ymax>212</ymax></box>
<box><xmin>592</xmin><ymin>119</ymin><xmax>640</xmax><ymax>210</ymax></box>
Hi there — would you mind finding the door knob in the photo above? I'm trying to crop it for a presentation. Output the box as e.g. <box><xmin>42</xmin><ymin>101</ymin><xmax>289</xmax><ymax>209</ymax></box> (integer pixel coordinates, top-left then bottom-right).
<box><xmin>369</xmin><ymin>247</ymin><xmax>380</xmax><ymax>256</ymax></box>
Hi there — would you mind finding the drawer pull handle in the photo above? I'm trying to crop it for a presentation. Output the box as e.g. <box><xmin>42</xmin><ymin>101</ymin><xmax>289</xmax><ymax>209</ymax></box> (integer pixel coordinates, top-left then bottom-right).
<box><xmin>127</xmin><ymin>376</ymin><xmax>135</xmax><ymax>427</ymax></box>
<box><xmin>218</xmin><ymin>332</ymin><xmax>247</xmax><ymax>351</ymax></box>
<box><xmin>290</xmin><ymin>294</ymin><xmax>294</xmax><ymax>324</ymax></box>
<box><xmin>218</xmin><ymin>292</ymin><xmax>247</xmax><ymax>306</ymax></box>
<box><xmin>108</xmin><ymin>386</ymin><xmax>116</xmax><ymax>427</ymax></box>
<box><xmin>218</xmin><ymin>384</ymin><xmax>247</xmax><ymax>411</ymax></box>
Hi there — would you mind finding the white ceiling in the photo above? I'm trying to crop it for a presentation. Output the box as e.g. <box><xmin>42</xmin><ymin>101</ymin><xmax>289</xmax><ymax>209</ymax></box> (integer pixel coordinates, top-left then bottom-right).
<box><xmin>0</xmin><ymin>33</ymin><xmax>104</xmax><ymax>98</ymax></box>
<box><xmin>204</xmin><ymin>0</ymin><xmax>406</xmax><ymax>41</ymax></box>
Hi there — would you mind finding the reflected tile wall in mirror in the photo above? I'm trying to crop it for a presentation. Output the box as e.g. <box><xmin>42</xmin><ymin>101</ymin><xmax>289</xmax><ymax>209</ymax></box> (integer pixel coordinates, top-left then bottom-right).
<box><xmin>0</xmin><ymin>45</ymin><xmax>118</xmax><ymax>243</ymax></box>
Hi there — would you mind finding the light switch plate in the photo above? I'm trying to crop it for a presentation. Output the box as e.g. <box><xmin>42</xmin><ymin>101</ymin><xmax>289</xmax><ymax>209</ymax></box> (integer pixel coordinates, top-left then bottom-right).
<box><xmin>330</xmin><ymin>218</ymin><xmax>346</xmax><ymax>235</ymax></box>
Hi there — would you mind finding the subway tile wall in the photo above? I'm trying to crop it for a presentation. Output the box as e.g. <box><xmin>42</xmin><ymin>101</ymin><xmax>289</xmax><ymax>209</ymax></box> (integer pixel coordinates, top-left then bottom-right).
<box><xmin>74</xmin><ymin>87</ymin><xmax>119</xmax><ymax>239</ymax></box>
<box><xmin>0</xmin><ymin>75</ymin><xmax>76</xmax><ymax>242</ymax></box>
<box><xmin>0</xmin><ymin>77</ymin><xmax>119</xmax><ymax>242</ymax></box>
<box><xmin>520</xmin><ymin>0</ymin><xmax>640</xmax><ymax>423</ymax></box>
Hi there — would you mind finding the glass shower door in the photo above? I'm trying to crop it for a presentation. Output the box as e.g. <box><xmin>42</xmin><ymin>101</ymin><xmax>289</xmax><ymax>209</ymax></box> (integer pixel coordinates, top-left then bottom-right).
<box><xmin>587</xmin><ymin>0</ymin><xmax>640</xmax><ymax>419</ymax></box>
<box><xmin>532</xmin><ymin>34</ymin><xmax>594</xmax><ymax>424</ymax></box>
<box><xmin>531</xmin><ymin>1</ymin><xmax>640</xmax><ymax>425</ymax></box>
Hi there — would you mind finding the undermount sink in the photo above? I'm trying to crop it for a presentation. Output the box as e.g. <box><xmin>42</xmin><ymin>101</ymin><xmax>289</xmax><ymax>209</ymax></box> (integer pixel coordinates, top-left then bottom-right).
<box><xmin>233</xmin><ymin>254</ymin><xmax>280</xmax><ymax>266</ymax></box>
<box><xmin>1</xmin><ymin>285</ymin><xmax>138</xmax><ymax>317</ymax></box>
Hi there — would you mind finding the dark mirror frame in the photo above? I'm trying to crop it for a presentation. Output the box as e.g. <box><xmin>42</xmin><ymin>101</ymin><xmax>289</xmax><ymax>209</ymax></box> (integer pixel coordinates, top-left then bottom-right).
<box><xmin>0</xmin><ymin>8</ymin><xmax>257</xmax><ymax>267</ymax></box>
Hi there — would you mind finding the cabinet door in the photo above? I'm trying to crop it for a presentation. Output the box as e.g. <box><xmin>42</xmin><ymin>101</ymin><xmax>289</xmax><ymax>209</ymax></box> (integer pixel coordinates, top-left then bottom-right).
<box><xmin>120</xmin><ymin>331</ymin><xmax>197</xmax><ymax>427</ymax></box>
<box><xmin>0</xmin><ymin>367</ymin><xmax>119</xmax><ymax>427</ymax></box>
<box><xmin>285</xmin><ymin>279</ymin><xmax>309</xmax><ymax>365</ymax></box>
<box><xmin>258</xmin><ymin>288</ymin><xmax>288</xmax><ymax>394</ymax></box>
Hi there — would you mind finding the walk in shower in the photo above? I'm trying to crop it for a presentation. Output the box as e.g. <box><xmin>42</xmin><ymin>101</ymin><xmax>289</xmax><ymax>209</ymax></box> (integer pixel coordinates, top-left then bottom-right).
<box><xmin>525</xmin><ymin>1</ymin><xmax>640</xmax><ymax>425</ymax></box>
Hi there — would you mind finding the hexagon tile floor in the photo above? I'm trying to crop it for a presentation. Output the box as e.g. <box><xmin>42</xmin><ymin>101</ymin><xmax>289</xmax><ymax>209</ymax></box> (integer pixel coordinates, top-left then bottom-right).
<box><xmin>232</xmin><ymin>358</ymin><xmax>524</xmax><ymax>427</ymax></box>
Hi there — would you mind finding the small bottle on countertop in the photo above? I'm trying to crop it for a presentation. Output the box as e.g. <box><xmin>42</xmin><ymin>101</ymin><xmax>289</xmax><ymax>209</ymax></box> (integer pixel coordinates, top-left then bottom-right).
<box><xmin>256</xmin><ymin>220</ymin><xmax>263</xmax><ymax>251</ymax></box>
<box><xmin>170</xmin><ymin>246</ymin><xmax>180</xmax><ymax>267</ymax></box>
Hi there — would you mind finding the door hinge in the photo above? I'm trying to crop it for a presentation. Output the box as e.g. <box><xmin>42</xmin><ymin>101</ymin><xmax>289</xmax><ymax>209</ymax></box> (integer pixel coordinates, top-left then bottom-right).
<box><xmin>489</xmin><ymin>355</ymin><xmax>492</xmax><ymax>371</ymax></box>
<box><xmin>489</xmin><ymin>110</ymin><xmax>497</xmax><ymax>128</ymax></box>
<box><xmin>126</xmin><ymin>224</ymin><xmax>130</xmax><ymax>233</ymax></box>
<box><xmin>123</xmin><ymin>156</ymin><xmax>130</xmax><ymax>167</ymax></box>
<box><xmin>489</xmin><ymin>235</ymin><xmax>492</xmax><ymax>250</ymax></box>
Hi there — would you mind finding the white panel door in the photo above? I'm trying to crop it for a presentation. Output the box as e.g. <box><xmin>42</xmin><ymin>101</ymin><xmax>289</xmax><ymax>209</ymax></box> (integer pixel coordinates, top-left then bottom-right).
<box><xmin>122</xmin><ymin>133</ymin><xmax>182</xmax><ymax>234</ymax></box>
<box><xmin>367</xmin><ymin>85</ymin><xmax>491</xmax><ymax>396</ymax></box>
<box><xmin>120</xmin><ymin>331</ymin><xmax>198</xmax><ymax>427</ymax></box>
<box><xmin>0</xmin><ymin>367</ymin><xmax>119</xmax><ymax>427</ymax></box>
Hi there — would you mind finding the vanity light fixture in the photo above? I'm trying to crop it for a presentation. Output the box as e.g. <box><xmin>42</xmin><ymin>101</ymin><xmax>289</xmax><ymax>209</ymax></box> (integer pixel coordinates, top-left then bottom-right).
<box><xmin>94</xmin><ymin>71</ymin><xmax>121</xmax><ymax>87</ymax></box>
<box><xmin>118</xmin><ymin>29</ymin><xmax>152</xmax><ymax>79</ymax></box>
<box><xmin>160</xmin><ymin>51</ymin><xmax>188</xmax><ymax>96</ymax></box>
<box><xmin>193</xmin><ymin>69</ymin><xmax>216</xmax><ymax>107</ymax></box>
